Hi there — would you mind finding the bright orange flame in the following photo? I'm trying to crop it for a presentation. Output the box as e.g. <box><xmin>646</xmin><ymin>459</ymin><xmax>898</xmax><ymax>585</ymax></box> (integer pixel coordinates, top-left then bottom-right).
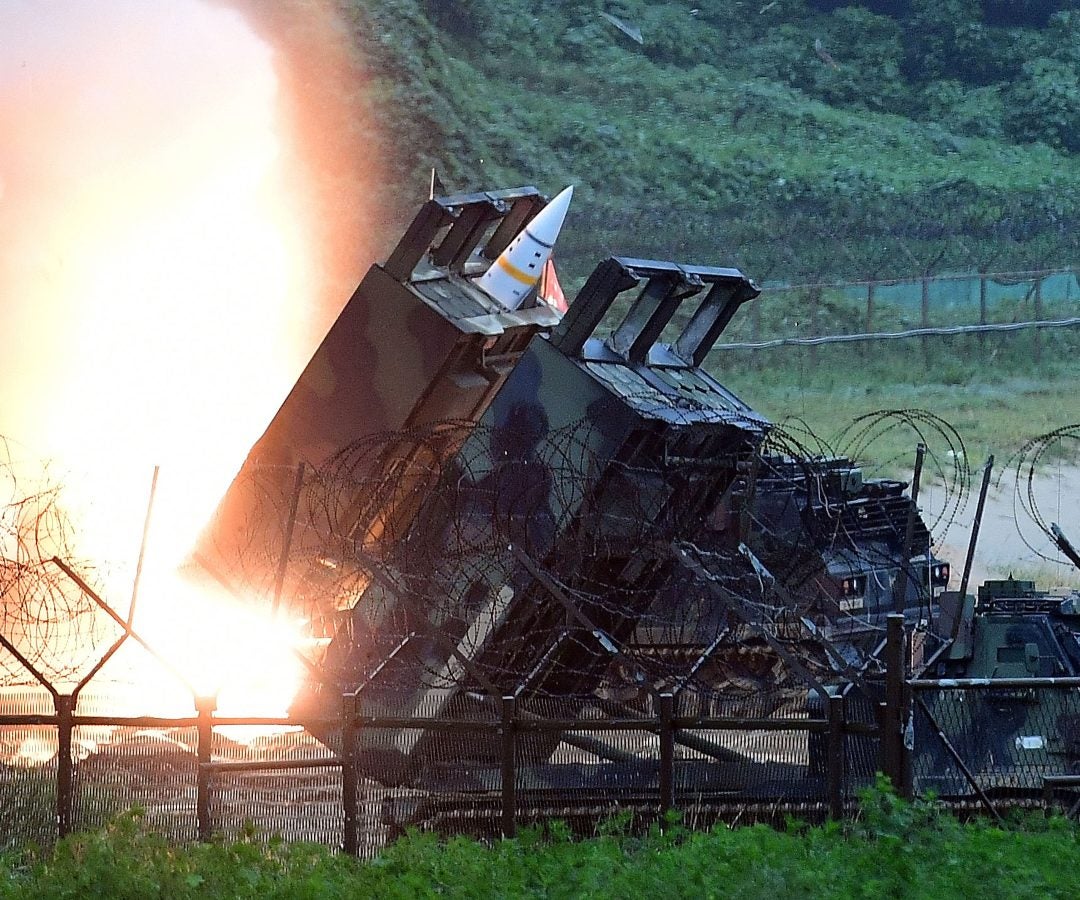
<box><xmin>123</xmin><ymin>574</ymin><xmax>307</xmax><ymax>732</ymax></box>
<box><xmin>0</xmin><ymin>0</ymin><xmax>384</xmax><ymax>718</ymax></box>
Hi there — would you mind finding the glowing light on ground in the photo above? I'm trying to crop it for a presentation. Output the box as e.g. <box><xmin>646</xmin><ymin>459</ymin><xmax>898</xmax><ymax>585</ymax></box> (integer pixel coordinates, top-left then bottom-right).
<box><xmin>13</xmin><ymin>735</ymin><xmax>55</xmax><ymax>766</ymax></box>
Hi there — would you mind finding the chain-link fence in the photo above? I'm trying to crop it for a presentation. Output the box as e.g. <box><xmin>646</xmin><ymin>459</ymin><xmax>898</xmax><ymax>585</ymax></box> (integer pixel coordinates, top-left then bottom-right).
<box><xmin>910</xmin><ymin>678</ymin><xmax>1080</xmax><ymax>815</ymax></box>
<box><xmin>710</xmin><ymin>266</ymin><xmax>1080</xmax><ymax>372</ymax></box>
<box><xmin>0</xmin><ymin>680</ymin><xmax>875</xmax><ymax>855</ymax></box>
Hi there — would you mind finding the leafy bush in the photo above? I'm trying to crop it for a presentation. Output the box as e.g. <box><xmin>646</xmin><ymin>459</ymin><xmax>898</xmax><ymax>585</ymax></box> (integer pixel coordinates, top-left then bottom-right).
<box><xmin>350</xmin><ymin>0</ymin><xmax>1080</xmax><ymax>291</ymax></box>
<box><xmin>1003</xmin><ymin>57</ymin><xmax>1080</xmax><ymax>151</ymax></box>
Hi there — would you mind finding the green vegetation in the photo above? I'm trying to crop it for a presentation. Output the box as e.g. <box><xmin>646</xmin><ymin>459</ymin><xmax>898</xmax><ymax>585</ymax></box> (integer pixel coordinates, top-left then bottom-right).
<box><xmin>353</xmin><ymin>0</ymin><xmax>1080</xmax><ymax>286</ymax></box>
<box><xmin>4</xmin><ymin>783</ymin><xmax>1080</xmax><ymax>898</ymax></box>
<box><xmin>348</xmin><ymin>1</ymin><xmax>1080</xmax><ymax>465</ymax></box>
<box><xmin>715</xmin><ymin>342</ymin><xmax>1080</xmax><ymax>470</ymax></box>
<box><xmin>343</xmin><ymin>1</ymin><xmax>1080</xmax><ymax>465</ymax></box>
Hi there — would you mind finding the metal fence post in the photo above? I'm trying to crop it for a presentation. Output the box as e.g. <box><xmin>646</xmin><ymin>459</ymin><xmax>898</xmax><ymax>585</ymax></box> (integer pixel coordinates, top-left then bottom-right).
<box><xmin>979</xmin><ymin>271</ymin><xmax>988</xmax><ymax>349</ymax></box>
<box><xmin>196</xmin><ymin>694</ymin><xmax>216</xmax><ymax>842</ymax></box>
<box><xmin>751</xmin><ymin>296</ymin><xmax>762</xmax><ymax>370</ymax></box>
<box><xmin>55</xmin><ymin>694</ymin><xmax>74</xmax><ymax>838</ymax></box>
<box><xmin>659</xmin><ymin>692</ymin><xmax>675</xmax><ymax>819</ymax></box>
<box><xmin>1034</xmin><ymin>275</ymin><xmax>1043</xmax><ymax>363</ymax></box>
<box><xmin>865</xmin><ymin>282</ymin><xmax>875</xmax><ymax>350</ymax></box>
<box><xmin>900</xmin><ymin>683</ymin><xmax>914</xmax><ymax>799</ymax></box>
<box><xmin>920</xmin><ymin>276</ymin><xmax>931</xmax><ymax>365</ymax></box>
<box><xmin>881</xmin><ymin>615</ymin><xmax>907</xmax><ymax>790</ymax></box>
<box><xmin>342</xmin><ymin>692</ymin><xmax>360</xmax><ymax>856</ymax></box>
<box><xmin>500</xmin><ymin>695</ymin><xmax>517</xmax><ymax>838</ymax></box>
<box><xmin>826</xmin><ymin>692</ymin><xmax>845</xmax><ymax>819</ymax></box>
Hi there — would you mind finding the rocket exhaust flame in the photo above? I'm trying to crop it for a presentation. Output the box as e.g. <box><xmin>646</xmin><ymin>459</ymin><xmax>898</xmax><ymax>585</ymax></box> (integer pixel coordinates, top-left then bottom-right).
<box><xmin>0</xmin><ymin>0</ymin><xmax>383</xmax><ymax>728</ymax></box>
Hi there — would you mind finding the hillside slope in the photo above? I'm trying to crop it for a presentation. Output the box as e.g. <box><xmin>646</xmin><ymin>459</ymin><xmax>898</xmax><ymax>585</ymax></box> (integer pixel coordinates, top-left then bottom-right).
<box><xmin>350</xmin><ymin>0</ymin><xmax>1080</xmax><ymax>285</ymax></box>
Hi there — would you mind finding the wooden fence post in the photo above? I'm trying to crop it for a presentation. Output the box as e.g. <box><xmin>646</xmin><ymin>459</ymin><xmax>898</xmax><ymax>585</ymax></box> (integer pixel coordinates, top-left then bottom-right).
<box><xmin>659</xmin><ymin>692</ymin><xmax>675</xmax><ymax>819</ymax></box>
<box><xmin>55</xmin><ymin>694</ymin><xmax>74</xmax><ymax>838</ymax></box>
<box><xmin>881</xmin><ymin>615</ymin><xmax>907</xmax><ymax>791</ymax></box>
<box><xmin>501</xmin><ymin>695</ymin><xmax>517</xmax><ymax>838</ymax></box>
<box><xmin>826</xmin><ymin>692</ymin><xmax>845</xmax><ymax>819</ymax></box>
<box><xmin>342</xmin><ymin>693</ymin><xmax>360</xmax><ymax>856</ymax></box>
<box><xmin>196</xmin><ymin>695</ymin><xmax>216</xmax><ymax>842</ymax></box>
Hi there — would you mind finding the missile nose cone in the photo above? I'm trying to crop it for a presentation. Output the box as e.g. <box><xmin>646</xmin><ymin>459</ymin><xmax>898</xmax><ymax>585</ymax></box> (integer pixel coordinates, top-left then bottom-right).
<box><xmin>475</xmin><ymin>185</ymin><xmax>574</xmax><ymax>311</ymax></box>
<box><xmin>528</xmin><ymin>185</ymin><xmax>573</xmax><ymax>247</ymax></box>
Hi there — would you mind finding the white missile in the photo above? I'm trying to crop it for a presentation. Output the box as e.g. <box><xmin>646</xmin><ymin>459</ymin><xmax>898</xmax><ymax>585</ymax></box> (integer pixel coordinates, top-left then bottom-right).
<box><xmin>475</xmin><ymin>185</ymin><xmax>573</xmax><ymax>310</ymax></box>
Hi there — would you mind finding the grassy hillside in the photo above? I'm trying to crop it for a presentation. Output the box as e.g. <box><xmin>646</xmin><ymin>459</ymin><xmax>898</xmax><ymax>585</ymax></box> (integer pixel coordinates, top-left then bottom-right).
<box><xmin>338</xmin><ymin>1</ymin><xmax>1080</xmax><ymax>465</ymax></box>
<box><xmin>349</xmin><ymin>0</ymin><xmax>1080</xmax><ymax>287</ymax></box>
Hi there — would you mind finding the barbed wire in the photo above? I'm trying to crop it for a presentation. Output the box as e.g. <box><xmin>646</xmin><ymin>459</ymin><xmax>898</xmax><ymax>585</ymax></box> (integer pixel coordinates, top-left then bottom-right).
<box><xmin>2</xmin><ymin>409</ymin><xmax>1070</xmax><ymax>705</ymax></box>
<box><xmin>197</xmin><ymin>407</ymin><xmax>975</xmax><ymax>708</ymax></box>
<box><xmin>763</xmin><ymin>266</ymin><xmax>1077</xmax><ymax>294</ymax></box>
<box><xmin>1001</xmin><ymin>425</ymin><xmax>1080</xmax><ymax>567</ymax></box>
<box><xmin>0</xmin><ymin>438</ymin><xmax>117</xmax><ymax>684</ymax></box>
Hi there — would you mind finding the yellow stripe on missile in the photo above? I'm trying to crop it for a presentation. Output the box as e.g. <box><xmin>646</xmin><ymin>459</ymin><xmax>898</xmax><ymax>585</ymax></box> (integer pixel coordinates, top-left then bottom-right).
<box><xmin>496</xmin><ymin>254</ymin><xmax>540</xmax><ymax>286</ymax></box>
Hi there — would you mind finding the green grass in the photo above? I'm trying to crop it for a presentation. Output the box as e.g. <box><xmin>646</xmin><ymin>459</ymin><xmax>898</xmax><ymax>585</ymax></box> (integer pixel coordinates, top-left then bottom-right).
<box><xmin>984</xmin><ymin>561</ymin><xmax>1080</xmax><ymax>591</ymax></box>
<box><xmin>353</xmin><ymin>0</ymin><xmax>1080</xmax><ymax>287</ymax></box>
<box><xmin>4</xmin><ymin>783</ymin><xmax>1080</xmax><ymax>898</ymax></box>
<box><xmin>712</xmin><ymin>340</ymin><xmax>1080</xmax><ymax>476</ymax></box>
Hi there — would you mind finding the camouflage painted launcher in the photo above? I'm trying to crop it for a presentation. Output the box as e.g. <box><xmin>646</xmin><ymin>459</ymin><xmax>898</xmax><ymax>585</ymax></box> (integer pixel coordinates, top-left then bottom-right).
<box><xmin>302</xmin><ymin>257</ymin><xmax>771</xmax><ymax>784</ymax></box>
<box><xmin>195</xmin><ymin>187</ymin><xmax>561</xmax><ymax>607</ymax></box>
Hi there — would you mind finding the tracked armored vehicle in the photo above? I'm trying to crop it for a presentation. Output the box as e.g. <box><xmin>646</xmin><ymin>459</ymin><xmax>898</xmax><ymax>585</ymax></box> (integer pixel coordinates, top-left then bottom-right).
<box><xmin>912</xmin><ymin>578</ymin><xmax>1080</xmax><ymax>798</ymax></box>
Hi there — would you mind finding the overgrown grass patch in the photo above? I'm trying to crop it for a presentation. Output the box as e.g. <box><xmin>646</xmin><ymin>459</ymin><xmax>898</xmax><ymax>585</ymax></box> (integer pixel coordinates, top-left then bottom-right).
<box><xmin>4</xmin><ymin>783</ymin><xmax>1080</xmax><ymax>898</ymax></box>
<box><xmin>713</xmin><ymin>343</ymin><xmax>1080</xmax><ymax>474</ymax></box>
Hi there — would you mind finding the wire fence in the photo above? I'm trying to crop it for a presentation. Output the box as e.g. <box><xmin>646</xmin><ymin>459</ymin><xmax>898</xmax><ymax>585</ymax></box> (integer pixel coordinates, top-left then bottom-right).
<box><xmin>0</xmin><ymin>681</ymin><xmax>876</xmax><ymax>855</ymax></box>
<box><xmin>2</xmin><ymin>362</ymin><xmax>1080</xmax><ymax>848</ymax></box>
<box><xmin>1</xmin><ymin>411</ymin><xmax>930</xmax><ymax>852</ymax></box>
<box><xmin>712</xmin><ymin>266</ymin><xmax>1080</xmax><ymax>365</ymax></box>
<box><xmin>909</xmin><ymin>678</ymin><xmax>1080</xmax><ymax>821</ymax></box>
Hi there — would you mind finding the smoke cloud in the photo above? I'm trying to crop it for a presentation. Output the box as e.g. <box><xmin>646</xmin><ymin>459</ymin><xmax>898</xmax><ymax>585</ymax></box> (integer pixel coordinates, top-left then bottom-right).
<box><xmin>0</xmin><ymin>0</ymin><xmax>388</xmax><ymax>564</ymax></box>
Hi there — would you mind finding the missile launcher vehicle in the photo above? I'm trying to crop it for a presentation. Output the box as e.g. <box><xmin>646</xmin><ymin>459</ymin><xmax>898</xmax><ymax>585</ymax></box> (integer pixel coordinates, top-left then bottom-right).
<box><xmin>198</xmin><ymin>185</ymin><xmax>945</xmax><ymax>794</ymax></box>
<box><xmin>195</xmin><ymin>187</ymin><xmax>562</xmax><ymax>632</ymax></box>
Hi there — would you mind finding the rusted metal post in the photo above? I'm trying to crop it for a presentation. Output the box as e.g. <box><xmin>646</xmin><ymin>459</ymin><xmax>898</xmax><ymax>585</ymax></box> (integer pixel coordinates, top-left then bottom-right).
<box><xmin>659</xmin><ymin>692</ymin><xmax>675</xmax><ymax>819</ymax></box>
<box><xmin>55</xmin><ymin>694</ymin><xmax>75</xmax><ymax>838</ymax></box>
<box><xmin>127</xmin><ymin>466</ymin><xmax>159</xmax><ymax>626</ymax></box>
<box><xmin>196</xmin><ymin>695</ymin><xmax>217</xmax><ymax>842</ymax></box>
<box><xmin>900</xmin><ymin>682</ymin><xmax>914</xmax><ymax>800</ymax></box>
<box><xmin>957</xmin><ymin>455</ymin><xmax>994</xmax><ymax>615</ymax></box>
<box><xmin>893</xmin><ymin>443</ymin><xmax>926</xmax><ymax>613</ymax></box>
<box><xmin>500</xmin><ymin>695</ymin><xmax>517</xmax><ymax>838</ymax></box>
<box><xmin>826</xmin><ymin>693</ymin><xmax>845</xmax><ymax>819</ymax></box>
<box><xmin>881</xmin><ymin>615</ymin><xmax>906</xmax><ymax>790</ymax></box>
<box><xmin>342</xmin><ymin>692</ymin><xmax>360</xmax><ymax>856</ymax></box>
<box><xmin>271</xmin><ymin>462</ymin><xmax>306</xmax><ymax>617</ymax></box>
